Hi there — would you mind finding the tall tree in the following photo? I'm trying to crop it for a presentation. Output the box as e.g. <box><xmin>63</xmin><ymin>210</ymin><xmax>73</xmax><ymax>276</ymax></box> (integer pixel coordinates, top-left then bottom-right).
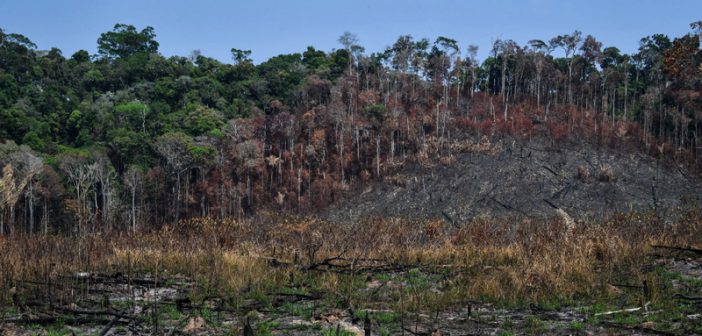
<box><xmin>58</xmin><ymin>154</ymin><xmax>96</xmax><ymax>236</ymax></box>
<box><xmin>97</xmin><ymin>24</ymin><xmax>159</xmax><ymax>59</ymax></box>
<box><xmin>154</xmin><ymin>132</ymin><xmax>194</xmax><ymax>223</ymax></box>
<box><xmin>338</xmin><ymin>32</ymin><xmax>364</xmax><ymax>76</ymax></box>
<box><xmin>550</xmin><ymin>30</ymin><xmax>583</xmax><ymax>104</ymax></box>
<box><xmin>123</xmin><ymin>165</ymin><xmax>143</xmax><ymax>232</ymax></box>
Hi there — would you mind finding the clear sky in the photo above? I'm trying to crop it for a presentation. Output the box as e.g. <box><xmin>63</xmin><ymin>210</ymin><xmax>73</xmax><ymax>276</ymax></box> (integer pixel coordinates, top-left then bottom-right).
<box><xmin>1</xmin><ymin>0</ymin><xmax>700</xmax><ymax>63</ymax></box>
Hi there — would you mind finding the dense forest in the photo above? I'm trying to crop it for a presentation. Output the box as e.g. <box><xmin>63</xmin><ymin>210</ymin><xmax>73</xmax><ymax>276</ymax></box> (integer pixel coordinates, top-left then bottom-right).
<box><xmin>1</xmin><ymin>21</ymin><xmax>701</xmax><ymax>235</ymax></box>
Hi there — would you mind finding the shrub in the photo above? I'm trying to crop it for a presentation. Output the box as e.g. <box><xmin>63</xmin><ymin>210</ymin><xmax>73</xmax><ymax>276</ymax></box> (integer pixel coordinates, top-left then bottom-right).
<box><xmin>598</xmin><ymin>164</ymin><xmax>617</xmax><ymax>182</ymax></box>
<box><xmin>576</xmin><ymin>165</ymin><xmax>590</xmax><ymax>182</ymax></box>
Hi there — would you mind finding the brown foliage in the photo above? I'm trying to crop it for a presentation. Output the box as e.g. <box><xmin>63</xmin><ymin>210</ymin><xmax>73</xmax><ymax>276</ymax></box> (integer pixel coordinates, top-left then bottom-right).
<box><xmin>576</xmin><ymin>165</ymin><xmax>591</xmax><ymax>182</ymax></box>
<box><xmin>598</xmin><ymin>164</ymin><xmax>617</xmax><ymax>183</ymax></box>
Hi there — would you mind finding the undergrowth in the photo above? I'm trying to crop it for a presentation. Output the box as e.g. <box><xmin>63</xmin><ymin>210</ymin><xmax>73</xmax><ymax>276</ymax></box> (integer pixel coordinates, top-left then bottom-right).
<box><xmin>0</xmin><ymin>211</ymin><xmax>700</xmax><ymax>315</ymax></box>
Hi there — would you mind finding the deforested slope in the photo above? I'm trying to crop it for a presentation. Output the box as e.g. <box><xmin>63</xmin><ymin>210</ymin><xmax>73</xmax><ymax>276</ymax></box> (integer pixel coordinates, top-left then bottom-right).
<box><xmin>326</xmin><ymin>137</ymin><xmax>701</xmax><ymax>223</ymax></box>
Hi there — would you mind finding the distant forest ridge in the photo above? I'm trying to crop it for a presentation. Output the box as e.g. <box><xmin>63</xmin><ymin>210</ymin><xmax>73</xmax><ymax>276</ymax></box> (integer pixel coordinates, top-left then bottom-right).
<box><xmin>0</xmin><ymin>21</ymin><xmax>700</xmax><ymax>234</ymax></box>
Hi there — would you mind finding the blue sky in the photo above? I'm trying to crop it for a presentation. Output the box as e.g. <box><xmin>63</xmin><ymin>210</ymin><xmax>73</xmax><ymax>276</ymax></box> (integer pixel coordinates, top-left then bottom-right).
<box><xmin>1</xmin><ymin>0</ymin><xmax>700</xmax><ymax>63</ymax></box>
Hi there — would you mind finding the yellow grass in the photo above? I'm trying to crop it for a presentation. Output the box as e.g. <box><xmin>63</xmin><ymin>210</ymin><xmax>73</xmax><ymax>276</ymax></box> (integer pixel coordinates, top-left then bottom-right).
<box><xmin>1</xmin><ymin>212</ymin><xmax>700</xmax><ymax>307</ymax></box>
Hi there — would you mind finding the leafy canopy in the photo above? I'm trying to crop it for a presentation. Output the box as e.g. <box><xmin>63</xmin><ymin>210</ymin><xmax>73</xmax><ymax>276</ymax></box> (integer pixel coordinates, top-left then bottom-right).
<box><xmin>97</xmin><ymin>24</ymin><xmax>159</xmax><ymax>59</ymax></box>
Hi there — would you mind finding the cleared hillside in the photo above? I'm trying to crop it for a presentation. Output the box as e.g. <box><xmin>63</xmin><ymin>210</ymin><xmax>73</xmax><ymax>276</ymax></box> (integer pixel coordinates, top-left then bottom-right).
<box><xmin>326</xmin><ymin>136</ymin><xmax>702</xmax><ymax>223</ymax></box>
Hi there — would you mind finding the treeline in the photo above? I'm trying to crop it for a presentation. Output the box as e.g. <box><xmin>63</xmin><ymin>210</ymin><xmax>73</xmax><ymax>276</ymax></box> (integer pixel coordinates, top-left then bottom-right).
<box><xmin>0</xmin><ymin>22</ymin><xmax>700</xmax><ymax>235</ymax></box>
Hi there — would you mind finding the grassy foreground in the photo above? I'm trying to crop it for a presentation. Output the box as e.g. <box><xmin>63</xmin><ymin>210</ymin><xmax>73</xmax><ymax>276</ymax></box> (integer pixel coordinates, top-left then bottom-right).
<box><xmin>1</xmin><ymin>213</ymin><xmax>702</xmax><ymax>335</ymax></box>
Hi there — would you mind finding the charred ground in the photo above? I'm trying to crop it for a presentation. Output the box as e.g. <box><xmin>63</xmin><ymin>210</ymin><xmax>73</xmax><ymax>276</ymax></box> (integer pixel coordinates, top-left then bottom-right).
<box><xmin>326</xmin><ymin>136</ymin><xmax>702</xmax><ymax>224</ymax></box>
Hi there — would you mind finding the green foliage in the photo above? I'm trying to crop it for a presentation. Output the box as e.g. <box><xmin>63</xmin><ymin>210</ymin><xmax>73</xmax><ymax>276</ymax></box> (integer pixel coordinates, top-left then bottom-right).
<box><xmin>208</xmin><ymin>128</ymin><xmax>224</xmax><ymax>138</ymax></box>
<box><xmin>67</xmin><ymin>110</ymin><xmax>82</xmax><ymax>130</ymax></box>
<box><xmin>569</xmin><ymin>320</ymin><xmax>584</xmax><ymax>330</ymax></box>
<box><xmin>321</xmin><ymin>326</ymin><xmax>356</xmax><ymax>336</ymax></box>
<box><xmin>97</xmin><ymin>24</ymin><xmax>159</xmax><ymax>59</ymax></box>
<box><xmin>56</xmin><ymin>145</ymin><xmax>91</xmax><ymax>158</ymax></box>
<box><xmin>190</xmin><ymin>144</ymin><xmax>216</xmax><ymax>163</ymax></box>
<box><xmin>107</xmin><ymin>127</ymin><xmax>150</xmax><ymax>166</ymax></box>
<box><xmin>231</xmin><ymin>48</ymin><xmax>252</xmax><ymax>64</ymax></box>
<box><xmin>183</xmin><ymin>104</ymin><xmax>224</xmax><ymax>135</ymax></box>
<box><xmin>44</xmin><ymin>322</ymin><xmax>72</xmax><ymax>336</ymax></box>
<box><xmin>115</xmin><ymin>101</ymin><xmax>149</xmax><ymax>130</ymax></box>
<box><xmin>536</xmin><ymin>297</ymin><xmax>569</xmax><ymax>311</ymax></box>
<box><xmin>70</xmin><ymin>50</ymin><xmax>90</xmax><ymax>63</ymax></box>
<box><xmin>524</xmin><ymin>315</ymin><xmax>546</xmax><ymax>334</ymax></box>
<box><xmin>254</xmin><ymin>320</ymin><xmax>280</xmax><ymax>336</ymax></box>
<box><xmin>501</xmin><ymin>317</ymin><xmax>514</xmax><ymax>330</ymax></box>
<box><xmin>257</xmin><ymin>53</ymin><xmax>306</xmax><ymax>105</ymax></box>
<box><xmin>21</xmin><ymin>131</ymin><xmax>45</xmax><ymax>151</ymax></box>
<box><xmin>281</xmin><ymin>301</ymin><xmax>315</xmax><ymax>319</ymax></box>
<box><xmin>364</xmin><ymin>104</ymin><xmax>386</xmax><ymax>125</ymax></box>
<box><xmin>0</xmin><ymin>73</ymin><xmax>20</xmax><ymax>107</ymax></box>
<box><xmin>160</xmin><ymin>304</ymin><xmax>182</xmax><ymax>320</ymax></box>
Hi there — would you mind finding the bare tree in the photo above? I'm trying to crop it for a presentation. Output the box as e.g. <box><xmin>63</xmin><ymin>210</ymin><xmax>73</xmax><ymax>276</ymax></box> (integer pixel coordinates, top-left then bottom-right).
<box><xmin>550</xmin><ymin>31</ymin><xmax>583</xmax><ymax>104</ymax></box>
<box><xmin>93</xmin><ymin>154</ymin><xmax>117</xmax><ymax>231</ymax></box>
<box><xmin>59</xmin><ymin>154</ymin><xmax>97</xmax><ymax>236</ymax></box>
<box><xmin>466</xmin><ymin>44</ymin><xmax>479</xmax><ymax>99</ymax></box>
<box><xmin>528</xmin><ymin>40</ymin><xmax>553</xmax><ymax>109</ymax></box>
<box><xmin>235</xmin><ymin>140</ymin><xmax>263</xmax><ymax>208</ymax></box>
<box><xmin>0</xmin><ymin>142</ymin><xmax>43</xmax><ymax>234</ymax></box>
<box><xmin>123</xmin><ymin>165</ymin><xmax>143</xmax><ymax>232</ymax></box>
<box><xmin>492</xmin><ymin>39</ymin><xmax>520</xmax><ymax>120</ymax></box>
<box><xmin>338</xmin><ymin>31</ymin><xmax>364</xmax><ymax>77</ymax></box>
<box><xmin>154</xmin><ymin>132</ymin><xmax>194</xmax><ymax>223</ymax></box>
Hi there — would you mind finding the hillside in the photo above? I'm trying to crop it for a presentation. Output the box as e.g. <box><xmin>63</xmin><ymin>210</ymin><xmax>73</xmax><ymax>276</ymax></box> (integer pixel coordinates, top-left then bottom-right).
<box><xmin>1</xmin><ymin>22</ymin><xmax>702</xmax><ymax>234</ymax></box>
<box><xmin>326</xmin><ymin>136</ymin><xmax>702</xmax><ymax>223</ymax></box>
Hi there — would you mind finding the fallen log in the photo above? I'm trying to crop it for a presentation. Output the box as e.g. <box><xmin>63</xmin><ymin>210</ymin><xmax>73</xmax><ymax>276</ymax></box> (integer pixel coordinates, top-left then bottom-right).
<box><xmin>307</xmin><ymin>255</ymin><xmax>344</xmax><ymax>270</ymax></box>
<box><xmin>98</xmin><ymin>315</ymin><xmax>121</xmax><ymax>336</ymax></box>
<box><xmin>52</xmin><ymin>305</ymin><xmax>135</xmax><ymax>320</ymax></box>
<box><xmin>268</xmin><ymin>292</ymin><xmax>321</xmax><ymax>300</ymax></box>
<box><xmin>595</xmin><ymin>307</ymin><xmax>642</xmax><ymax>316</ymax></box>
<box><xmin>609</xmin><ymin>283</ymin><xmax>644</xmax><ymax>289</ymax></box>
<box><xmin>673</xmin><ymin>293</ymin><xmax>702</xmax><ymax>301</ymax></box>
<box><xmin>651</xmin><ymin>244</ymin><xmax>702</xmax><ymax>255</ymax></box>
<box><xmin>594</xmin><ymin>302</ymin><xmax>649</xmax><ymax>316</ymax></box>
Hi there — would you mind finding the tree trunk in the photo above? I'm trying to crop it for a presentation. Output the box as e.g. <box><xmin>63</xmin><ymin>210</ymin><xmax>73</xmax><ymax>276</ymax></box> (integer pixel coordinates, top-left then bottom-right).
<box><xmin>76</xmin><ymin>183</ymin><xmax>82</xmax><ymax>236</ymax></box>
<box><xmin>568</xmin><ymin>61</ymin><xmax>574</xmax><ymax>104</ymax></box>
<box><xmin>470</xmin><ymin>68</ymin><xmax>476</xmax><ymax>99</ymax></box>
<box><xmin>175</xmin><ymin>173</ymin><xmax>181</xmax><ymax>224</ymax></box>
<box><xmin>43</xmin><ymin>197</ymin><xmax>48</xmax><ymax>235</ymax></box>
<box><xmin>501</xmin><ymin>60</ymin><xmax>507</xmax><ymax>106</ymax></box>
<box><xmin>131</xmin><ymin>186</ymin><xmax>136</xmax><ymax>232</ymax></box>
<box><xmin>9</xmin><ymin>205</ymin><xmax>15</xmax><ymax>235</ymax></box>
<box><xmin>185</xmin><ymin>172</ymin><xmax>189</xmax><ymax>218</ymax></box>
<box><xmin>102</xmin><ymin>176</ymin><xmax>110</xmax><ymax>231</ymax></box>
<box><xmin>92</xmin><ymin>186</ymin><xmax>98</xmax><ymax>233</ymax></box>
<box><xmin>340</xmin><ymin>128</ymin><xmax>345</xmax><ymax>183</ymax></box>
<box><xmin>28</xmin><ymin>180</ymin><xmax>34</xmax><ymax>234</ymax></box>
<box><xmin>390</xmin><ymin>130</ymin><xmax>395</xmax><ymax>162</ymax></box>
<box><xmin>376</xmin><ymin>133</ymin><xmax>381</xmax><ymax>178</ymax></box>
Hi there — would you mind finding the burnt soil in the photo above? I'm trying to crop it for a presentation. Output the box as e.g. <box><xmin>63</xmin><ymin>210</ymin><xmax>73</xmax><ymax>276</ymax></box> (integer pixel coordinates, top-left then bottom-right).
<box><xmin>326</xmin><ymin>137</ymin><xmax>702</xmax><ymax>223</ymax></box>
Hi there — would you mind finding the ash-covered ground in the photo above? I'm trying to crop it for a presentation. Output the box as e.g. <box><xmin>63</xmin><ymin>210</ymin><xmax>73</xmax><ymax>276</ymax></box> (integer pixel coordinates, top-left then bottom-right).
<box><xmin>326</xmin><ymin>137</ymin><xmax>701</xmax><ymax>223</ymax></box>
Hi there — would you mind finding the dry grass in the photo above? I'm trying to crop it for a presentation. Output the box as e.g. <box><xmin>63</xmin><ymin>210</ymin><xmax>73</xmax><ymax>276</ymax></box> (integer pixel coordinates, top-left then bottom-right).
<box><xmin>598</xmin><ymin>164</ymin><xmax>617</xmax><ymax>182</ymax></box>
<box><xmin>1</xmin><ymin>212</ymin><xmax>701</xmax><ymax>309</ymax></box>
<box><xmin>576</xmin><ymin>165</ymin><xmax>591</xmax><ymax>182</ymax></box>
